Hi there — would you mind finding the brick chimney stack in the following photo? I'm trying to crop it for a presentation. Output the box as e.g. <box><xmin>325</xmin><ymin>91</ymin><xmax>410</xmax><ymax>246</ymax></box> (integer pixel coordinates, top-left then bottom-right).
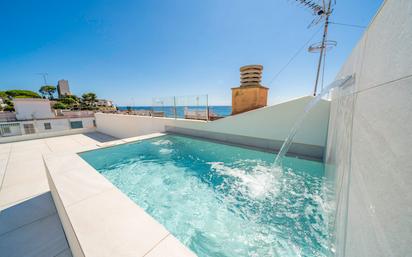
<box><xmin>231</xmin><ymin>65</ymin><xmax>269</xmax><ymax>115</ymax></box>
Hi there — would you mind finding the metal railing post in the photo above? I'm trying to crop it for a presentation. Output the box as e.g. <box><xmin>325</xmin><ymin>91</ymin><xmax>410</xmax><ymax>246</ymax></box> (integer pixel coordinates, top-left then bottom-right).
<box><xmin>206</xmin><ymin>94</ymin><xmax>209</xmax><ymax>122</ymax></box>
<box><xmin>173</xmin><ymin>96</ymin><xmax>177</xmax><ymax>119</ymax></box>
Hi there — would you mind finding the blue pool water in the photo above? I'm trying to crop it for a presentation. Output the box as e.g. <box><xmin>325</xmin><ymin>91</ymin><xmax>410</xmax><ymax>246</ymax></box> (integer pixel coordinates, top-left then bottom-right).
<box><xmin>80</xmin><ymin>135</ymin><xmax>333</xmax><ymax>257</ymax></box>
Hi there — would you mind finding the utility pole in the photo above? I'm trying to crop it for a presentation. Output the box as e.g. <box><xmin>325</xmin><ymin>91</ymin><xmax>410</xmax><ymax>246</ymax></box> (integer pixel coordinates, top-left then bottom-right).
<box><xmin>313</xmin><ymin>1</ymin><xmax>332</xmax><ymax>96</ymax></box>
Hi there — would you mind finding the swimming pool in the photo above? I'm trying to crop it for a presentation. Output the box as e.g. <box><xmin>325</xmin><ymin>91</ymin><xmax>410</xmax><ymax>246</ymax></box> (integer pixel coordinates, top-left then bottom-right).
<box><xmin>80</xmin><ymin>134</ymin><xmax>333</xmax><ymax>257</ymax></box>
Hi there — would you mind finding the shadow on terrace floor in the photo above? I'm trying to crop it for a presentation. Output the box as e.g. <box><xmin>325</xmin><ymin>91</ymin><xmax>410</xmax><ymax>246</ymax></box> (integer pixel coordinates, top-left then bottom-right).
<box><xmin>82</xmin><ymin>131</ymin><xmax>117</xmax><ymax>143</ymax></box>
<box><xmin>0</xmin><ymin>192</ymin><xmax>72</xmax><ymax>257</ymax></box>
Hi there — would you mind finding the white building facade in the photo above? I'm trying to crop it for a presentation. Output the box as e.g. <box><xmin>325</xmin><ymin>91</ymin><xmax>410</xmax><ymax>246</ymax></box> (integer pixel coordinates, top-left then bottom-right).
<box><xmin>96</xmin><ymin>99</ymin><xmax>114</xmax><ymax>107</ymax></box>
<box><xmin>13</xmin><ymin>98</ymin><xmax>54</xmax><ymax>120</ymax></box>
<box><xmin>0</xmin><ymin>117</ymin><xmax>96</xmax><ymax>138</ymax></box>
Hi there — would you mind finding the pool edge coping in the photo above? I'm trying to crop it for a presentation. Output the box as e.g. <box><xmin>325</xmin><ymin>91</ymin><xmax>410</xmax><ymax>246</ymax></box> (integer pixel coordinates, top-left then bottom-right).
<box><xmin>43</xmin><ymin>132</ymin><xmax>197</xmax><ymax>257</ymax></box>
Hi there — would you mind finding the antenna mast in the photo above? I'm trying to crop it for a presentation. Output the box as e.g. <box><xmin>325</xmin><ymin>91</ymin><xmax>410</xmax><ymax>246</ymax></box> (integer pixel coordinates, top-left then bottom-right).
<box><xmin>312</xmin><ymin>1</ymin><xmax>332</xmax><ymax>96</ymax></box>
<box><xmin>291</xmin><ymin>0</ymin><xmax>336</xmax><ymax>96</ymax></box>
<box><xmin>37</xmin><ymin>73</ymin><xmax>49</xmax><ymax>85</ymax></box>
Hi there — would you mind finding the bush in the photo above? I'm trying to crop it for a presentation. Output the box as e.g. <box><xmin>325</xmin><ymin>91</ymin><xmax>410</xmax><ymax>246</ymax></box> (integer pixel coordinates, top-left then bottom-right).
<box><xmin>53</xmin><ymin>102</ymin><xmax>68</xmax><ymax>109</ymax></box>
<box><xmin>4</xmin><ymin>98</ymin><xmax>13</xmax><ymax>106</ymax></box>
<box><xmin>59</xmin><ymin>97</ymin><xmax>77</xmax><ymax>105</ymax></box>
<box><xmin>0</xmin><ymin>98</ymin><xmax>14</xmax><ymax>111</ymax></box>
<box><xmin>3</xmin><ymin>105</ymin><xmax>15</xmax><ymax>112</ymax></box>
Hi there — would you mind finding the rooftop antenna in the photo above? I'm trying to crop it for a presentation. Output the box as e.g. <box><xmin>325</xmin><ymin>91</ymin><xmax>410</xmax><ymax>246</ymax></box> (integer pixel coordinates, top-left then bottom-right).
<box><xmin>37</xmin><ymin>73</ymin><xmax>49</xmax><ymax>85</ymax></box>
<box><xmin>292</xmin><ymin>0</ymin><xmax>336</xmax><ymax>96</ymax></box>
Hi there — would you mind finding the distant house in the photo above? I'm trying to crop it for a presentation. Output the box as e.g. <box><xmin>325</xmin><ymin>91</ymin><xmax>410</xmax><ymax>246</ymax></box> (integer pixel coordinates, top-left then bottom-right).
<box><xmin>13</xmin><ymin>98</ymin><xmax>55</xmax><ymax>120</ymax></box>
<box><xmin>96</xmin><ymin>99</ymin><xmax>114</xmax><ymax>107</ymax></box>
<box><xmin>0</xmin><ymin>97</ymin><xmax>96</xmax><ymax>138</ymax></box>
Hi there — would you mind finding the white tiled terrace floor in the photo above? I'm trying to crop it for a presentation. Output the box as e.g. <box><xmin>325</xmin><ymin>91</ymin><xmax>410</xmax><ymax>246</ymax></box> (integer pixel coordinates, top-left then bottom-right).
<box><xmin>0</xmin><ymin>132</ymin><xmax>117</xmax><ymax>257</ymax></box>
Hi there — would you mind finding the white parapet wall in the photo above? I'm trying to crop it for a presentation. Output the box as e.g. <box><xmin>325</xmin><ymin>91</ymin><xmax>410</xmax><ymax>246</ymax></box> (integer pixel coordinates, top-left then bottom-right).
<box><xmin>95</xmin><ymin>96</ymin><xmax>330</xmax><ymax>159</ymax></box>
<box><xmin>0</xmin><ymin>117</ymin><xmax>96</xmax><ymax>143</ymax></box>
<box><xmin>0</xmin><ymin>127</ymin><xmax>97</xmax><ymax>144</ymax></box>
<box><xmin>325</xmin><ymin>0</ymin><xmax>412</xmax><ymax>256</ymax></box>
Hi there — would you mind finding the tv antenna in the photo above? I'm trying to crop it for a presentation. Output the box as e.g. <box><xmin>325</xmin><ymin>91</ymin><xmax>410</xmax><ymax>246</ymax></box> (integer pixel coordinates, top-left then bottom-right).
<box><xmin>37</xmin><ymin>73</ymin><xmax>49</xmax><ymax>85</ymax></box>
<box><xmin>292</xmin><ymin>0</ymin><xmax>336</xmax><ymax>96</ymax></box>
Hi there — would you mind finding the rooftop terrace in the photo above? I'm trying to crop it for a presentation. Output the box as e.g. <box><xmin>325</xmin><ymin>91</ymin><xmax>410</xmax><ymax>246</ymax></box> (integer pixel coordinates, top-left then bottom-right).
<box><xmin>0</xmin><ymin>133</ymin><xmax>116</xmax><ymax>257</ymax></box>
<box><xmin>0</xmin><ymin>132</ymin><xmax>196</xmax><ymax>257</ymax></box>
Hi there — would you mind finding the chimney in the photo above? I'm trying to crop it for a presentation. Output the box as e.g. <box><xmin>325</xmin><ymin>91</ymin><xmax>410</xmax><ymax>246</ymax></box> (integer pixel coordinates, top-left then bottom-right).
<box><xmin>231</xmin><ymin>65</ymin><xmax>269</xmax><ymax>115</ymax></box>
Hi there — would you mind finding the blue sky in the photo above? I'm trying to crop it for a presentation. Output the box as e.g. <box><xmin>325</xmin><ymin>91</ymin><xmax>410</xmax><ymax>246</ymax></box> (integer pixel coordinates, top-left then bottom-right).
<box><xmin>0</xmin><ymin>0</ymin><xmax>382</xmax><ymax>106</ymax></box>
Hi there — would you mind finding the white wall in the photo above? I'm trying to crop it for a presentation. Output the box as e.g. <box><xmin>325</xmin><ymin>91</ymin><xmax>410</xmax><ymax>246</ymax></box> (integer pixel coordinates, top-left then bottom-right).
<box><xmin>96</xmin><ymin>96</ymin><xmax>330</xmax><ymax>159</ymax></box>
<box><xmin>0</xmin><ymin>117</ymin><xmax>96</xmax><ymax>142</ymax></box>
<box><xmin>0</xmin><ymin>123</ymin><xmax>21</xmax><ymax>137</ymax></box>
<box><xmin>0</xmin><ymin>112</ymin><xmax>16</xmax><ymax>122</ymax></box>
<box><xmin>19</xmin><ymin>117</ymin><xmax>95</xmax><ymax>134</ymax></box>
<box><xmin>21</xmin><ymin>119</ymin><xmax>71</xmax><ymax>134</ymax></box>
<box><xmin>0</xmin><ymin>127</ymin><xmax>96</xmax><ymax>144</ymax></box>
<box><xmin>14</xmin><ymin>98</ymin><xmax>55</xmax><ymax>120</ymax></box>
<box><xmin>326</xmin><ymin>1</ymin><xmax>412</xmax><ymax>256</ymax></box>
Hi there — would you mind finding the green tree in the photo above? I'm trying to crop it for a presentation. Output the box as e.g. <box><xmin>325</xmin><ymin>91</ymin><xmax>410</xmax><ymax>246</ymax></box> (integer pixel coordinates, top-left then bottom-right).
<box><xmin>0</xmin><ymin>90</ymin><xmax>40</xmax><ymax>111</ymax></box>
<box><xmin>59</xmin><ymin>95</ymin><xmax>80</xmax><ymax>109</ymax></box>
<box><xmin>53</xmin><ymin>102</ymin><xmax>68</xmax><ymax>109</ymax></box>
<box><xmin>3</xmin><ymin>105</ymin><xmax>15</xmax><ymax>112</ymax></box>
<box><xmin>5</xmin><ymin>90</ymin><xmax>41</xmax><ymax>98</ymax></box>
<box><xmin>60</xmin><ymin>96</ymin><xmax>76</xmax><ymax>105</ymax></box>
<box><xmin>65</xmin><ymin>95</ymin><xmax>80</xmax><ymax>101</ymax></box>
<box><xmin>2</xmin><ymin>98</ymin><xmax>15</xmax><ymax>111</ymax></box>
<box><xmin>0</xmin><ymin>91</ymin><xmax>13</xmax><ymax>111</ymax></box>
<box><xmin>81</xmin><ymin>92</ymin><xmax>97</xmax><ymax>109</ymax></box>
<box><xmin>39</xmin><ymin>85</ymin><xmax>57</xmax><ymax>99</ymax></box>
<box><xmin>0</xmin><ymin>91</ymin><xmax>8</xmax><ymax>99</ymax></box>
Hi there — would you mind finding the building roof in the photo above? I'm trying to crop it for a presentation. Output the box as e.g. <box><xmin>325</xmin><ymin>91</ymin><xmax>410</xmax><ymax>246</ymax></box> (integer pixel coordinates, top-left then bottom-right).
<box><xmin>13</xmin><ymin>98</ymin><xmax>51</xmax><ymax>103</ymax></box>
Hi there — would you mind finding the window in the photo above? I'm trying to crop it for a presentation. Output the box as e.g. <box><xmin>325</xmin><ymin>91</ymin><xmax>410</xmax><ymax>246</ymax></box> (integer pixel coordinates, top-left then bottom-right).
<box><xmin>0</xmin><ymin>123</ymin><xmax>20</xmax><ymax>137</ymax></box>
<box><xmin>44</xmin><ymin>123</ymin><xmax>52</xmax><ymax>130</ymax></box>
<box><xmin>93</xmin><ymin>120</ymin><xmax>96</xmax><ymax>127</ymax></box>
<box><xmin>23</xmin><ymin>124</ymin><xmax>35</xmax><ymax>134</ymax></box>
<box><xmin>70</xmin><ymin>121</ymin><xmax>83</xmax><ymax>129</ymax></box>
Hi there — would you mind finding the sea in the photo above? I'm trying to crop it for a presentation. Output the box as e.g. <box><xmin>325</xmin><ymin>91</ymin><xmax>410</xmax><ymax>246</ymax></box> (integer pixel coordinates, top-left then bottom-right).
<box><xmin>117</xmin><ymin>106</ymin><xmax>232</xmax><ymax>118</ymax></box>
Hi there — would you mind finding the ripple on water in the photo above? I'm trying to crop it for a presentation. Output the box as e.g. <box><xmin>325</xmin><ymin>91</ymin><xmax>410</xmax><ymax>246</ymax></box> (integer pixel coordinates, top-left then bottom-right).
<box><xmin>81</xmin><ymin>135</ymin><xmax>335</xmax><ymax>257</ymax></box>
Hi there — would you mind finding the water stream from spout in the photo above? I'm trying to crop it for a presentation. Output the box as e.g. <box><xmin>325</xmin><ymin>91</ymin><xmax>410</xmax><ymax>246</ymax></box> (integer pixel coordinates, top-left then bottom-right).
<box><xmin>274</xmin><ymin>75</ymin><xmax>354</xmax><ymax>166</ymax></box>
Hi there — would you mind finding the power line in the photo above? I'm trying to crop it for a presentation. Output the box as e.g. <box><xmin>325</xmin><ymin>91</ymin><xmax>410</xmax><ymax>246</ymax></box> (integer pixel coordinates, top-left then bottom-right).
<box><xmin>267</xmin><ymin>26</ymin><xmax>322</xmax><ymax>86</ymax></box>
<box><xmin>329</xmin><ymin>21</ymin><xmax>366</xmax><ymax>29</ymax></box>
